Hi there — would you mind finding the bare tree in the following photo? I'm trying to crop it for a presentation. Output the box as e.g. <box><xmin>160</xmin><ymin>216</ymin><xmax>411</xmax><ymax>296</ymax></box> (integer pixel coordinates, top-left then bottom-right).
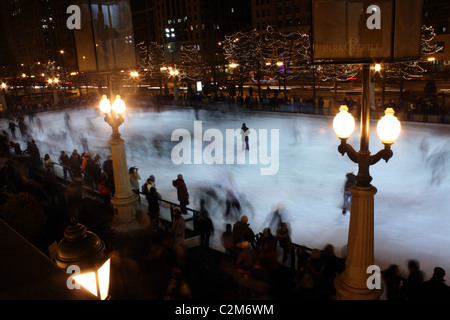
<box><xmin>372</xmin><ymin>25</ymin><xmax>444</xmax><ymax>106</ymax></box>
<box><xmin>265</xmin><ymin>26</ymin><xmax>310</xmax><ymax>100</ymax></box>
<box><xmin>223</xmin><ymin>29</ymin><xmax>272</xmax><ymax>100</ymax></box>
<box><xmin>136</xmin><ymin>41</ymin><xmax>165</xmax><ymax>95</ymax></box>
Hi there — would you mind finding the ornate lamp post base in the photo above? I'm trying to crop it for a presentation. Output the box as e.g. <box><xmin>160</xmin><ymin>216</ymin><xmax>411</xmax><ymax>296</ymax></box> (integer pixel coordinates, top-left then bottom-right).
<box><xmin>109</xmin><ymin>138</ymin><xmax>142</xmax><ymax>233</ymax></box>
<box><xmin>334</xmin><ymin>184</ymin><xmax>383</xmax><ymax>300</ymax></box>
<box><xmin>110</xmin><ymin>194</ymin><xmax>141</xmax><ymax>233</ymax></box>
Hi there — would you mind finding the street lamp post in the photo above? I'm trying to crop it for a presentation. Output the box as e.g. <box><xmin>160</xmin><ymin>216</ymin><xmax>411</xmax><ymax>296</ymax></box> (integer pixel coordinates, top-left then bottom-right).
<box><xmin>100</xmin><ymin>95</ymin><xmax>140</xmax><ymax>232</ymax></box>
<box><xmin>55</xmin><ymin>219</ymin><xmax>111</xmax><ymax>300</ymax></box>
<box><xmin>169</xmin><ymin>67</ymin><xmax>179</xmax><ymax>102</ymax></box>
<box><xmin>333</xmin><ymin>64</ymin><xmax>401</xmax><ymax>300</ymax></box>
<box><xmin>130</xmin><ymin>71</ymin><xmax>139</xmax><ymax>95</ymax></box>
<box><xmin>48</xmin><ymin>77</ymin><xmax>59</xmax><ymax>106</ymax></box>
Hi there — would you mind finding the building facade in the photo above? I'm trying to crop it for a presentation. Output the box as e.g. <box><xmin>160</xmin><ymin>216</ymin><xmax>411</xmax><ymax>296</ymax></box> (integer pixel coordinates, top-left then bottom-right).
<box><xmin>251</xmin><ymin>0</ymin><xmax>310</xmax><ymax>34</ymax></box>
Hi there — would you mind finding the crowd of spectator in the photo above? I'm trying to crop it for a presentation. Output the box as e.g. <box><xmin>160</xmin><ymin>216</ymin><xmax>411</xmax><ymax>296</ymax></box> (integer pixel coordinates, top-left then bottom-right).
<box><xmin>0</xmin><ymin>95</ymin><xmax>449</xmax><ymax>300</ymax></box>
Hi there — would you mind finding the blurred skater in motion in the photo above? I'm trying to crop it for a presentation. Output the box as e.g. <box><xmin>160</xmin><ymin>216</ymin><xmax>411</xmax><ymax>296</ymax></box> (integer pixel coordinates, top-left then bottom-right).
<box><xmin>429</xmin><ymin>143</ymin><xmax>450</xmax><ymax>186</ymax></box>
<box><xmin>64</xmin><ymin>113</ymin><xmax>71</xmax><ymax>131</ymax></box>
<box><xmin>241</xmin><ymin>123</ymin><xmax>249</xmax><ymax>150</ymax></box>
<box><xmin>8</xmin><ymin>120</ymin><xmax>17</xmax><ymax>138</ymax></box>
<box><xmin>18</xmin><ymin>116</ymin><xmax>29</xmax><ymax>139</ymax></box>
<box><xmin>261</xmin><ymin>203</ymin><xmax>285</xmax><ymax>233</ymax></box>
<box><xmin>342</xmin><ymin>168</ymin><xmax>356</xmax><ymax>215</ymax></box>
<box><xmin>224</xmin><ymin>188</ymin><xmax>241</xmax><ymax>220</ymax></box>
<box><xmin>172</xmin><ymin>174</ymin><xmax>189</xmax><ymax>214</ymax></box>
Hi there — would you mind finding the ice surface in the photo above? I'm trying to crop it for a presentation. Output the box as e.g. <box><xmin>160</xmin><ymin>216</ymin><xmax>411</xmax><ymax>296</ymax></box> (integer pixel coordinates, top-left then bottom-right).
<box><xmin>3</xmin><ymin>105</ymin><xmax>450</xmax><ymax>281</ymax></box>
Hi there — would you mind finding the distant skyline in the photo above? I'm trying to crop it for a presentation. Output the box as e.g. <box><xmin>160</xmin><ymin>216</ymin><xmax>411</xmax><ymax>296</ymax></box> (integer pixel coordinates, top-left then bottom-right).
<box><xmin>0</xmin><ymin>0</ymin><xmax>448</xmax><ymax>70</ymax></box>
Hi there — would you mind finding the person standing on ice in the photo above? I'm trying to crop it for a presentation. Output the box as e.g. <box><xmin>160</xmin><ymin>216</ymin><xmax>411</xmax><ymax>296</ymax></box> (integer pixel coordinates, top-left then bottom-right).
<box><xmin>172</xmin><ymin>174</ymin><xmax>189</xmax><ymax>214</ymax></box>
<box><xmin>241</xmin><ymin>123</ymin><xmax>250</xmax><ymax>150</ymax></box>
<box><xmin>342</xmin><ymin>168</ymin><xmax>356</xmax><ymax>215</ymax></box>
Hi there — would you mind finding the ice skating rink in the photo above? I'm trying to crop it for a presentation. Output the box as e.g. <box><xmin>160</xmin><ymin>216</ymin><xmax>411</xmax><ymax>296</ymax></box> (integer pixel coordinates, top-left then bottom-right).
<box><xmin>4</xmin><ymin>105</ymin><xmax>450</xmax><ymax>281</ymax></box>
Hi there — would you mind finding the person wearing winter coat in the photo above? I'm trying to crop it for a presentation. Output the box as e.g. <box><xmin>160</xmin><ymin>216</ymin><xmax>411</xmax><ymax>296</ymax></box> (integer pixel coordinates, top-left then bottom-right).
<box><xmin>59</xmin><ymin>151</ymin><xmax>70</xmax><ymax>180</ymax></box>
<box><xmin>241</xmin><ymin>123</ymin><xmax>250</xmax><ymax>150</ymax></box>
<box><xmin>142</xmin><ymin>175</ymin><xmax>156</xmax><ymax>195</ymax></box>
<box><xmin>69</xmin><ymin>149</ymin><xmax>82</xmax><ymax>179</ymax></box>
<box><xmin>276</xmin><ymin>222</ymin><xmax>293</xmax><ymax>263</ymax></box>
<box><xmin>170</xmin><ymin>207</ymin><xmax>186</xmax><ymax>244</ymax></box>
<box><xmin>197</xmin><ymin>199</ymin><xmax>214</xmax><ymax>248</ymax></box>
<box><xmin>129</xmin><ymin>167</ymin><xmax>141</xmax><ymax>202</ymax></box>
<box><xmin>172</xmin><ymin>174</ymin><xmax>189</xmax><ymax>214</ymax></box>
<box><xmin>147</xmin><ymin>187</ymin><xmax>161</xmax><ymax>228</ymax></box>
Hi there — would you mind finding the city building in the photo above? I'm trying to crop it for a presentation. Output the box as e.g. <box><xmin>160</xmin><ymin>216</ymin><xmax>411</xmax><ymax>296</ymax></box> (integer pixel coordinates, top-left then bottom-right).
<box><xmin>423</xmin><ymin>0</ymin><xmax>450</xmax><ymax>68</ymax></box>
<box><xmin>0</xmin><ymin>0</ymin><xmax>77</xmax><ymax>73</ymax></box>
<box><xmin>251</xmin><ymin>0</ymin><xmax>310</xmax><ymax>34</ymax></box>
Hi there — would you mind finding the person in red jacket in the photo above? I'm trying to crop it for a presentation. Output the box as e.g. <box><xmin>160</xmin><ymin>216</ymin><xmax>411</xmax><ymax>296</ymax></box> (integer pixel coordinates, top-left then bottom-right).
<box><xmin>172</xmin><ymin>174</ymin><xmax>189</xmax><ymax>214</ymax></box>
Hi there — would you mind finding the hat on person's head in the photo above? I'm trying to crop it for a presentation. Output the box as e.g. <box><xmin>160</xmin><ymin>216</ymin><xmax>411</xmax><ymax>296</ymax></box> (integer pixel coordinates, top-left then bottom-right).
<box><xmin>173</xmin><ymin>207</ymin><xmax>181</xmax><ymax>216</ymax></box>
<box><xmin>240</xmin><ymin>215</ymin><xmax>248</xmax><ymax>223</ymax></box>
<box><xmin>177</xmin><ymin>174</ymin><xmax>183</xmax><ymax>179</ymax></box>
<box><xmin>433</xmin><ymin>267</ymin><xmax>446</xmax><ymax>278</ymax></box>
<box><xmin>149</xmin><ymin>175</ymin><xmax>155</xmax><ymax>181</ymax></box>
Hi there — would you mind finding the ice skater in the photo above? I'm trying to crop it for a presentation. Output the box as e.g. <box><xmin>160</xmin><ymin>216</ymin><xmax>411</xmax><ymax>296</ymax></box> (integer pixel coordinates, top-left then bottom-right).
<box><xmin>241</xmin><ymin>123</ymin><xmax>249</xmax><ymax>150</ymax></box>
<box><xmin>342</xmin><ymin>168</ymin><xmax>356</xmax><ymax>215</ymax></box>
<box><xmin>224</xmin><ymin>188</ymin><xmax>241</xmax><ymax>220</ymax></box>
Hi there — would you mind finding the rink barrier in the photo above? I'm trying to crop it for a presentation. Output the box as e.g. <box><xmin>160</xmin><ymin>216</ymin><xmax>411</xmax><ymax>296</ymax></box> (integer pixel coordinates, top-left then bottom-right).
<box><xmin>45</xmin><ymin>159</ymin><xmax>201</xmax><ymax>236</ymax></box>
<box><xmin>40</xmin><ymin>157</ymin><xmax>337</xmax><ymax>271</ymax></box>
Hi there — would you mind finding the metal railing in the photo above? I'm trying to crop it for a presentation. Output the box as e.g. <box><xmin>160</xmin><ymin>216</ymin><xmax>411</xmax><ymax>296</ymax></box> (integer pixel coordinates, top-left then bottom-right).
<box><xmin>44</xmin><ymin>159</ymin><xmax>201</xmax><ymax>235</ymax></box>
<box><xmin>43</xmin><ymin>157</ymin><xmax>329</xmax><ymax>271</ymax></box>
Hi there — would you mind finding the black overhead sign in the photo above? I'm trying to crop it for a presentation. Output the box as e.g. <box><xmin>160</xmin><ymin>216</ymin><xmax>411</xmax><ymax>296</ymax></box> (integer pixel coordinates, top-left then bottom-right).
<box><xmin>311</xmin><ymin>0</ymin><xmax>423</xmax><ymax>64</ymax></box>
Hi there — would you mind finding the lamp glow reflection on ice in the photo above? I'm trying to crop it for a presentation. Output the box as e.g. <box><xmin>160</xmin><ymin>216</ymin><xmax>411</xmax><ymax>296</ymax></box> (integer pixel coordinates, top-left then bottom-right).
<box><xmin>333</xmin><ymin>105</ymin><xmax>355</xmax><ymax>139</ymax></box>
<box><xmin>377</xmin><ymin>108</ymin><xmax>401</xmax><ymax>144</ymax></box>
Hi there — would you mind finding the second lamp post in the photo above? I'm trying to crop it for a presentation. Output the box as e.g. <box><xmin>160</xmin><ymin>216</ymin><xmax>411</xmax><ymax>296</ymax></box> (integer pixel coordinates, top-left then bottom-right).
<box><xmin>100</xmin><ymin>95</ymin><xmax>140</xmax><ymax>232</ymax></box>
<box><xmin>332</xmin><ymin>64</ymin><xmax>401</xmax><ymax>300</ymax></box>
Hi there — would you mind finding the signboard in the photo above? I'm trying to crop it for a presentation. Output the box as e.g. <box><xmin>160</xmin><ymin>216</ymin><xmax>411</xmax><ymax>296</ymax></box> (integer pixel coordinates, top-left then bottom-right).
<box><xmin>73</xmin><ymin>0</ymin><xmax>136</xmax><ymax>72</ymax></box>
<box><xmin>311</xmin><ymin>0</ymin><xmax>423</xmax><ymax>63</ymax></box>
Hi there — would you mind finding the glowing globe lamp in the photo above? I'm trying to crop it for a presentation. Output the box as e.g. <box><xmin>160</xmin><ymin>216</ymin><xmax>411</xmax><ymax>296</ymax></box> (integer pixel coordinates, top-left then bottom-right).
<box><xmin>333</xmin><ymin>105</ymin><xmax>356</xmax><ymax>139</ymax></box>
<box><xmin>377</xmin><ymin>108</ymin><xmax>401</xmax><ymax>144</ymax></box>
